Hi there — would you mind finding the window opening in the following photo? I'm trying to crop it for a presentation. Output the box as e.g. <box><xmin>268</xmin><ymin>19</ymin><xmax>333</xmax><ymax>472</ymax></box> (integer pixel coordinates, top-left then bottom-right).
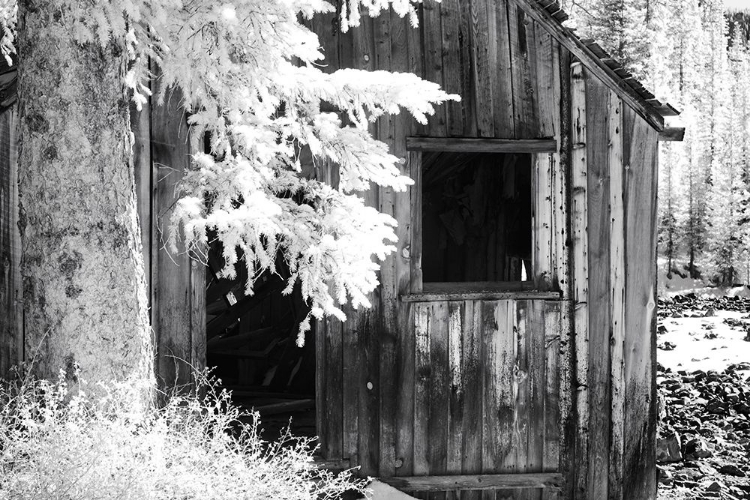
<box><xmin>421</xmin><ymin>151</ymin><xmax>533</xmax><ymax>284</ymax></box>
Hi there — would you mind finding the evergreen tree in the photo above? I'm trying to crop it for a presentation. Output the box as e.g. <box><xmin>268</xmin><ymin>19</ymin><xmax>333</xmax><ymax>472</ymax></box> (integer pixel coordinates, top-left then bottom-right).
<box><xmin>8</xmin><ymin>0</ymin><xmax>454</xmax><ymax>387</ymax></box>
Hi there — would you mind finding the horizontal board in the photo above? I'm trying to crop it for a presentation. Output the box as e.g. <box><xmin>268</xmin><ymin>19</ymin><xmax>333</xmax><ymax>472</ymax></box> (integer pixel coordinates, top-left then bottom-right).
<box><xmin>381</xmin><ymin>473</ymin><xmax>564</xmax><ymax>491</ymax></box>
<box><xmin>402</xmin><ymin>291</ymin><xmax>562</xmax><ymax>303</ymax></box>
<box><xmin>407</xmin><ymin>137</ymin><xmax>558</xmax><ymax>153</ymax></box>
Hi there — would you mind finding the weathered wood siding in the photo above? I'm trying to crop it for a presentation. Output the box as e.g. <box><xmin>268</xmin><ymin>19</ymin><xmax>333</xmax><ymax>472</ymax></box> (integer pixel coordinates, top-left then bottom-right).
<box><xmin>0</xmin><ymin>105</ymin><xmax>20</xmax><ymax>376</ymax></box>
<box><xmin>132</xmin><ymin>87</ymin><xmax>206</xmax><ymax>390</ymax></box>
<box><xmin>312</xmin><ymin>0</ymin><xmax>572</xmax><ymax>482</ymax></box>
<box><xmin>569</xmin><ymin>64</ymin><xmax>659</xmax><ymax>500</ymax></box>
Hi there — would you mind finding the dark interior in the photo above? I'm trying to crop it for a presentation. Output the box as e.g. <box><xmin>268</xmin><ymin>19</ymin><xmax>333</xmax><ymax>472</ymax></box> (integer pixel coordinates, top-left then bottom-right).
<box><xmin>205</xmin><ymin>239</ymin><xmax>316</xmax><ymax>441</ymax></box>
<box><xmin>421</xmin><ymin>151</ymin><xmax>533</xmax><ymax>284</ymax></box>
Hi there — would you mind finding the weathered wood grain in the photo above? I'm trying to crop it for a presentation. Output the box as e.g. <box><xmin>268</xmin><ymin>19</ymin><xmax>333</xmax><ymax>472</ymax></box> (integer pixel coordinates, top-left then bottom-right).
<box><xmin>409</xmin><ymin>151</ymin><xmax>423</xmax><ymax>293</ymax></box>
<box><xmin>373</xmin><ymin>11</ymin><xmax>399</xmax><ymax>479</ymax></box>
<box><xmin>569</xmin><ymin>60</ymin><xmax>589</xmax><ymax>500</ymax></box>
<box><xmin>131</xmin><ymin>94</ymin><xmax>152</xmax><ymax>302</ymax></box>
<box><xmin>391</xmin><ymin>9</ymin><xmax>415</xmax><ymax>479</ymax></box>
<box><xmin>542</xmin><ymin>302</ymin><xmax>563</xmax><ymax>500</ymax></box>
<box><xmin>428</xmin><ymin>302</ymin><xmax>450</xmax><ymax>500</ymax></box>
<box><xmin>507</xmin><ymin>3</ymin><xmax>539</xmax><ymax>138</ymax></box>
<box><xmin>491</xmin><ymin>0</ymin><xmax>515</xmax><ymax>138</ymax></box>
<box><xmin>585</xmin><ymin>73</ymin><xmax>611</xmax><ymax>500</ymax></box>
<box><xmin>657</xmin><ymin>127</ymin><xmax>685</xmax><ymax>142</ymax></box>
<box><xmin>469</xmin><ymin>0</ymin><xmax>495</xmax><ymax>137</ymax></box>
<box><xmin>0</xmin><ymin>105</ymin><xmax>20</xmax><ymax>377</ymax></box>
<box><xmin>446</xmin><ymin>302</ymin><xmax>464</xmax><ymax>500</ymax></box>
<box><xmin>533</xmin><ymin>153</ymin><xmax>553</xmax><ymax>290</ymax></box>
<box><xmin>462</xmin><ymin>300</ymin><xmax>483</xmax><ymax>500</ymax></box>
<box><xmin>414</xmin><ymin>303</ymin><xmax>431</xmax><ymax>476</ymax></box>
<box><xmin>622</xmin><ymin>107</ymin><xmax>659</xmax><ymax>500</ymax></box>
<box><xmin>151</xmin><ymin>86</ymin><xmax>204</xmax><ymax>391</ymax></box>
<box><xmin>422</xmin><ymin>1</ymin><xmax>447</xmax><ymax>136</ymax></box>
<box><xmin>608</xmin><ymin>92</ymin><xmax>625</xmax><ymax>500</ymax></box>
<box><xmin>380</xmin><ymin>473</ymin><xmax>564</xmax><ymax>491</ymax></box>
<box><xmin>406</xmin><ymin>137</ymin><xmax>557</xmax><ymax>152</ymax></box>
<box><xmin>528</xmin><ymin>301</ymin><xmax>546</xmax><ymax>475</ymax></box>
<box><xmin>342</xmin><ymin>304</ymin><xmax>360</xmax><ymax>467</ymax></box>
<box><xmin>315</xmin><ymin>317</ymin><xmax>327</xmax><ymax>454</ymax></box>
<box><xmin>440</xmin><ymin>0</ymin><xmax>465</xmax><ymax>137</ymax></box>
<box><xmin>325</xmin><ymin>316</ymin><xmax>344</xmax><ymax>460</ymax></box>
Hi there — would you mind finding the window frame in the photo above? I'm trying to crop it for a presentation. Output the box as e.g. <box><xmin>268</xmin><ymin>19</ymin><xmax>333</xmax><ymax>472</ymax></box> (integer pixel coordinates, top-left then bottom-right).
<box><xmin>405</xmin><ymin>137</ymin><xmax>559</xmax><ymax>300</ymax></box>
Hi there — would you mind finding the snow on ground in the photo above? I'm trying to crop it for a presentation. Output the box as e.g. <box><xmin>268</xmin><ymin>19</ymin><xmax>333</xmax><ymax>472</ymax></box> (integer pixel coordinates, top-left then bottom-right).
<box><xmin>658</xmin><ymin>310</ymin><xmax>750</xmax><ymax>373</ymax></box>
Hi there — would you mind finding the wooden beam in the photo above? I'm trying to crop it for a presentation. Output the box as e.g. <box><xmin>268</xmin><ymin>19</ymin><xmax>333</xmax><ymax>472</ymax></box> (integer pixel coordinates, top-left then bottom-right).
<box><xmin>511</xmin><ymin>0</ymin><xmax>667</xmax><ymax>132</ymax></box>
<box><xmin>658</xmin><ymin>127</ymin><xmax>685</xmax><ymax>142</ymax></box>
<box><xmin>380</xmin><ymin>473</ymin><xmax>564</xmax><ymax>491</ymax></box>
<box><xmin>406</xmin><ymin>137</ymin><xmax>558</xmax><ymax>153</ymax></box>
<box><xmin>401</xmin><ymin>291</ymin><xmax>561</xmax><ymax>303</ymax></box>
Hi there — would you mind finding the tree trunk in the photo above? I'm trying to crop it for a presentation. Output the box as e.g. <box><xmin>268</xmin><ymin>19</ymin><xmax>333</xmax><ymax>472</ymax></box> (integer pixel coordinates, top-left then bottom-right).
<box><xmin>17</xmin><ymin>4</ymin><xmax>153</xmax><ymax>389</ymax></box>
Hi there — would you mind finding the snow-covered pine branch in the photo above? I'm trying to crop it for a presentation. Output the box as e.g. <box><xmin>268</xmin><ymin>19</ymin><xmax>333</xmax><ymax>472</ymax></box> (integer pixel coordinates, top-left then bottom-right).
<box><xmin>152</xmin><ymin>2</ymin><xmax>457</xmax><ymax>343</ymax></box>
<box><xmin>18</xmin><ymin>0</ymin><xmax>456</xmax><ymax>343</ymax></box>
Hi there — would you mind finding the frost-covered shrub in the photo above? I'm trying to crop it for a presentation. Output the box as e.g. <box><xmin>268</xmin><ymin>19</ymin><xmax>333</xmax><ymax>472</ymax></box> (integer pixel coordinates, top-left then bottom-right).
<box><xmin>0</xmin><ymin>370</ymin><xmax>366</xmax><ymax>499</ymax></box>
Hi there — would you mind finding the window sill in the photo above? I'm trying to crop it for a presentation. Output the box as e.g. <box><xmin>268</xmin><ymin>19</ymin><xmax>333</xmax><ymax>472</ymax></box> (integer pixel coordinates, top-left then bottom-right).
<box><xmin>400</xmin><ymin>282</ymin><xmax>562</xmax><ymax>303</ymax></box>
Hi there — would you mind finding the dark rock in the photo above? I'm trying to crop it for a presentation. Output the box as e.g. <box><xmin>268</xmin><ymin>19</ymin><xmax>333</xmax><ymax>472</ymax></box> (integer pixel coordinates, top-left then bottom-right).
<box><xmin>719</xmin><ymin>464</ymin><xmax>746</xmax><ymax>477</ymax></box>
<box><xmin>685</xmin><ymin>437</ymin><xmax>713</xmax><ymax>459</ymax></box>
<box><xmin>705</xmin><ymin>480</ymin><xmax>724</xmax><ymax>492</ymax></box>
<box><xmin>657</xmin><ymin>433</ymin><xmax>683</xmax><ymax>463</ymax></box>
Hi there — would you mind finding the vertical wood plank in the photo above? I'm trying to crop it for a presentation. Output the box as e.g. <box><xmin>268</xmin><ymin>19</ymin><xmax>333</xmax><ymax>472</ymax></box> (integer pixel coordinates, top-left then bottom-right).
<box><xmin>409</xmin><ymin>151</ymin><xmax>423</xmax><ymax>293</ymax></box>
<box><xmin>528</xmin><ymin>301</ymin><xmax>546</xmax><ymax>475</ymax></box>
<box><xmin>351</xmin><ymin>14</ymin><xmax>381</xmax><ymax>477</ymax></box>
<box><xmin>570</xmin><ymin>60</ymin><xmax>589</xmax><ymax>500</ymax></box>
<box><xmin>0</xmin><ymin>105</ymin><xmax>20</xmax><ymax>376</ymax></box>
<box><xmin>585</xmin><ymin>73</ymin><xmax>612</xmax><ymax>500</ymax></box>
<box><xmin>131</xmin><ymin>95</ymin><xmax>152</xmax><ymax>304</ymax></box>
<box><xmin>151</xmin><ymin>87</ymin><xmax>203</xmax><ymax>391</ymax></box>
<box><xmin>512</xmin><ymin>301</ymin><xmax>530</xmax><ymax>500</ymax></box>
<box><xmin>358</xmin><ymin>307</ymin><xmax>380</xmax><ymax>476</ymax></box>
<box><xmin>342</xmin><ymin>304</ymin><xmax>360</xmax><ymax>466</ymax></box>
<box><xmin>556</xmin><ymin>45</ymin><xmax>575</xmax><ymax>500</ymax></box>
<box><xmin>440</xmin><ymin>0</ymin><xmax>466</xmax><ymax>137</ymax></box>
<box><xmin>325</xmin><ymin>317</ymin><xmax>344</xmax><ymax>460</ymax></box>
<box><xmin>608</xmin><ymin>93</ymin><xmax>625</xmax><ymax>500</ymax></box>
<box><xmin>315</xmin><ymin>317</ymin><xmax>328</xmax><ymax>455</ymax></box>
<box><xmin>507</xmin><ymin>3</ymin><xmax>538</xmax><ymax>138</ymax></box>
<box><xmin>543</xmin><ymin>301</ymin><xmax>563</xmax><ymax>500</ymax></box>
<box><xmin>391</xmin><ymin>10</ymin><xmax>414</xmax><ymax>479</ymax></box>
<box><xmin>429</xmin><ymin>302</ymin><xmax>450</xmax><ymax>500</ymax></box>
<box><xmin>414</xmin><ymin>303</ymin><xmax>431</xmax><ymax>476</ymax></box>
<box><xmin>533</xmin><ymin>153</ymin><xmax>553</xmax><ymax>290</ymax></box>
<box><xmin>534</xmin><ymin>26</ymin><xmax>567</xmax><ymax>297</ymax></box>
<box><xmin>622</xmin><ymin>109</ymin><xmax>659</xmax><ymax>500</ymax></box>
<box><xmin>374</xmin><ymin>10</ymin><xmax>398</xmax><ymax>479</ymax></box>
<box><xmin>469</xmin><ymin>0</ymin><xmax>495</xmax><ymax>137</ymax></box>
<box><xmin>422</xmin><ymin>1</ymin><xmax>447</xmax><ymax>136</ymax></box>
<box><xmin>461</xmin><ymin>300</ymin><xmax>482</xmax><ymax>500</ymax></box>
<box><xmin>492</xmin><ymin>0</ymin><xmax>515</xmax><ymax>138</ymax></box>
<box><xmin>446</xmin><ymin>302</ymin><xmax>464</xmax><ymax>500</ymax></box>
<box><xmin>482</xmin><ymin>300</ymin><xmax>516</xmax><ymax>500</ymax></box>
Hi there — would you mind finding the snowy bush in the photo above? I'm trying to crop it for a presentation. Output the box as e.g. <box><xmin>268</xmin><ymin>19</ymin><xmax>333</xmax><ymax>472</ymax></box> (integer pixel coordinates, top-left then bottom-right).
<box><xmin>0</xmin><ymin>369</ymin><xmax>366</xmax><ymax>499</ymax></box>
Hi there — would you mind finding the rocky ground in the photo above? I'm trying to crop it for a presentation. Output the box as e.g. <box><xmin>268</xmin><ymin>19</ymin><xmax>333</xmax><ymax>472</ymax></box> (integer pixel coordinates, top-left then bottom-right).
<box><xmin>657</xmin><ymin>294</ymin><xmax>750</xmax><ymax>499</ymax></box>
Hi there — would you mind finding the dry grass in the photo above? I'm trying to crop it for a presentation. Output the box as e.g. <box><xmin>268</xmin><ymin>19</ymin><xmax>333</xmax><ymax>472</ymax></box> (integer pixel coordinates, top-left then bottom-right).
<box><xmin>0</xmin><ymin>369</ymin><xmax>366</xmax><ymax>500</ymax></box>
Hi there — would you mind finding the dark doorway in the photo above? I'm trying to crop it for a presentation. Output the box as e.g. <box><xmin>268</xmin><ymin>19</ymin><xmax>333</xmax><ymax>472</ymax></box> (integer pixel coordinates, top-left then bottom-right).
<box><xmin>205</xmin><ymin>238</ymin><xmax>316</xmax><ymax>440</ymax></box>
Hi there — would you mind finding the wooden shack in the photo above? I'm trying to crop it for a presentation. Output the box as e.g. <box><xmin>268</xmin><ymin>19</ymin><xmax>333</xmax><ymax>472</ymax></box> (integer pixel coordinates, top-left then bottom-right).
<box><xmin>307</xmin><ymin>1</ymin><xmax>683</xmax><ymax>499</ymax></box>
<box><xmin>0</xmin><ymin>0</ymin><xmax>685</xmax><ymax>499</ymax></box>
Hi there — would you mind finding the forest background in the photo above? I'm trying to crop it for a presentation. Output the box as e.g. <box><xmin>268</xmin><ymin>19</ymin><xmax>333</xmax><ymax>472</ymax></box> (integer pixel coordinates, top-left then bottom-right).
<box><xmin>561</xmin><ymin>0</ymin><xmax>750</xmax><ymax>286</ymax></box>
